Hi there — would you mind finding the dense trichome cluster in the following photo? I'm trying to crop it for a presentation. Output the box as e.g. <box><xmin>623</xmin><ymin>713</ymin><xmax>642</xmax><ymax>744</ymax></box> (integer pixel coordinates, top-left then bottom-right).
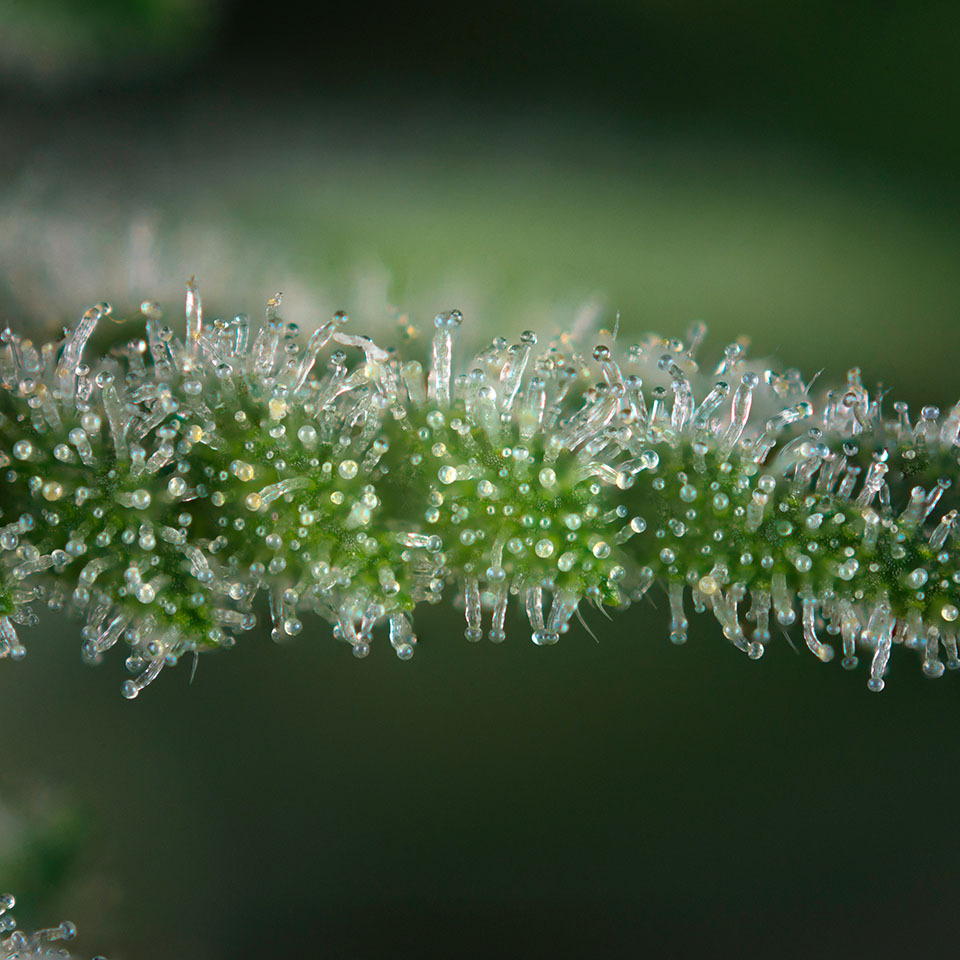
<box><xmin>0</xmin><ymin>281</ymin><xmax>958</xmax><ymax>695</ymax></box>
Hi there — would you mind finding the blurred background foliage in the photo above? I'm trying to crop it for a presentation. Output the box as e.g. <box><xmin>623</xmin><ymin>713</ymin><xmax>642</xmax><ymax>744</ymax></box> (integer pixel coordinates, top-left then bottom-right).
<box><xmin>1</xmin><ymin>1</ymin><xmax>959</xmax><ymax>957</ymax></box>
<box><xmin>0</xmin><ymin>0</ymin><xmax>218</xmax><ymax>85</ymax></box>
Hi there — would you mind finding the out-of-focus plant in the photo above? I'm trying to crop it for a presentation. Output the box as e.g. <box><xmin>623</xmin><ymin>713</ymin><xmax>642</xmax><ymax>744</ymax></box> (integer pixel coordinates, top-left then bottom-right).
<box><xmin>0</xmin><ymin>789</ymin><xmax>88</xmax><ymax>927</ymax></box>
<box><xmin>0</xmin><ymin>0</ymin><xmax>219</xmax><ymax>86</ymax></box>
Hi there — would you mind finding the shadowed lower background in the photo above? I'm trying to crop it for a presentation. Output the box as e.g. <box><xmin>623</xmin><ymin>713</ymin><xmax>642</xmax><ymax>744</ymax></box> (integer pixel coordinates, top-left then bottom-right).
<box><xmin>0</xmin><ymin>1</ymin><xmax>959</xmax><ymax>957</ymax></box>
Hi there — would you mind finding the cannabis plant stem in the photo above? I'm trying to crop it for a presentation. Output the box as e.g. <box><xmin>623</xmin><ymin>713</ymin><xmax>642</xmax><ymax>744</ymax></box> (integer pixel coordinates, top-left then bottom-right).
<box><xmin>0</xmin><ymin>281</ymin><xmax>958</xmax><ymax>696</ymax></box>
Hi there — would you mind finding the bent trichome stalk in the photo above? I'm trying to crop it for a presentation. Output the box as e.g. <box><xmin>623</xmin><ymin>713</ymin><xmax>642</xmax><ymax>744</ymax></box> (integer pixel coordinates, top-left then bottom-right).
<box><xmin>0</xmin><ymin>892</ymin><xmax>89</xmax><ymax>959</ymax></box>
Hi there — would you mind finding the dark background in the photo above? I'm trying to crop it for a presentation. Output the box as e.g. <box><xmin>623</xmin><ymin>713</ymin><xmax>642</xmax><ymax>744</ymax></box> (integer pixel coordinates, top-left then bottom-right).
<box><xmin>1</xmin><ymin>2</ymin><xmax>959</xmax><ymax>957</ymax></box>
